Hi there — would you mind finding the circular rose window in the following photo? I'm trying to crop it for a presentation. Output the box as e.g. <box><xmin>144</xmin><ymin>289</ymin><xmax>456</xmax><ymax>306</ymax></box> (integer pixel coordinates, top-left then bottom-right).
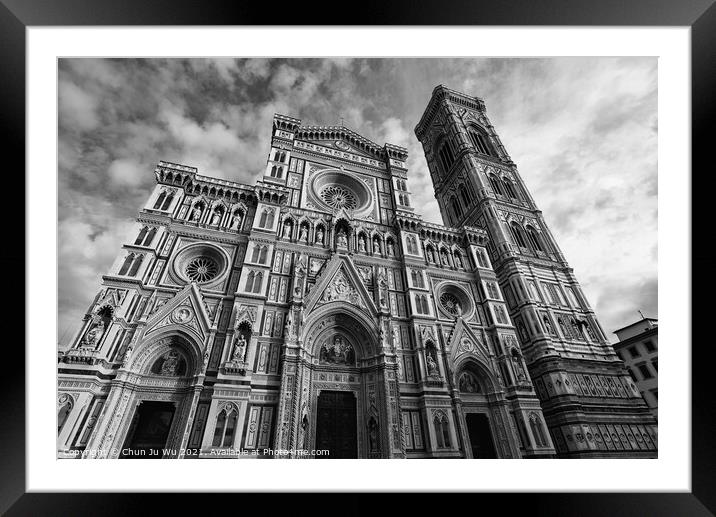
<box><xmin>308</xmin><ymin>169</ymin><xmax>373</xmax><ymax>213</ymax></box>
<box><xmin>320</xmin><ymin>185</ymin><xmax>357</xmax><ymax>210</ymax></box>
<box><xmin>185</xmin><ymin>257</ymin><xmax>219</xmax><ymax>282</ymax></box>
<box><xmin>436</xmin><ymin>283</ymin><xmax>473</xmax><ymax>319</ymax></box>
<box><xmin>173</xmin><ymin>243</ymin><xmax>229</xmax><ymax>285</ymax></box>
<box><xmin>439</xmin><ymin>292</ymin><xmax>462</xmax><ymax>316</ymax></box>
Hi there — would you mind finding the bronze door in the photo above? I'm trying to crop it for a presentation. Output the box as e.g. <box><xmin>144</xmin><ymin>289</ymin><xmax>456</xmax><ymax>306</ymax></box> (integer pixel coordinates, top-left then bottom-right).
<box><xmin>466</xmin><ymin>413</ymin><xmax>497</xmax><ymax>458</ymax></box>
<box><xmin>315</xmin><ymin>391</ymin><xmax>358</xmax><ymax>459</ymax></box>
<box><xmin>120</xmin><ymin>401</ymin><xmax>176</xmax><ymax>459</ymax></box>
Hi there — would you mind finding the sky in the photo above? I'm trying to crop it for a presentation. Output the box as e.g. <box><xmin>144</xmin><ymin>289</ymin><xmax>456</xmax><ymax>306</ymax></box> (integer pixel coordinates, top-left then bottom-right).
<box><xmin>58</xmin><ymin>58</ymin><xmax>657</xmax><ymax>345</ymax></box>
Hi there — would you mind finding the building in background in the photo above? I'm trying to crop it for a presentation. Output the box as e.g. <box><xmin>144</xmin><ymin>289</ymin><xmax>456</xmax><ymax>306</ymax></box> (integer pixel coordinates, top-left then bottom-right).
<box><xmin>57</xmin><ymin>85</ymin><xmax>657</xmax><ymax>459</ymax></box>
<box><xmin>612</xmin><ymin>317</ymin><xmax>658</xmax><ymax>419</ymax></box>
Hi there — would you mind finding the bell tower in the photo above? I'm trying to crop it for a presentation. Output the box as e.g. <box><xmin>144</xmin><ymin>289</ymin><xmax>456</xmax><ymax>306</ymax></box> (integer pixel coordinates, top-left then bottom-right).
<box><xmin>415</xmin><ymin>85</ymin><xmax>658</xmax><ymax>457</ymax></box>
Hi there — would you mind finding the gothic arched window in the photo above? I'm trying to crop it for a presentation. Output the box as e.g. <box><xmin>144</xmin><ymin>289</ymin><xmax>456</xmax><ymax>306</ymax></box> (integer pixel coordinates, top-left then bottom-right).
<box><xmin>525</xmin><ymin>226</ymin><xmax>544</xmax><ymax>252</ymax></box>
<box><xmin>259</xmin><ymin>246</ymin><xmax>268</xmax><ymax>264</ymax></box>
<box><xmin>421</xmin><ymin>295</ymin><xmax>430</xmax><ymax>315</ymax></box>
<box><xmin>212</xmin><ymin>404</ymin><xmax>238</xmax><ymax>447</ymax></box>
<box><xmin>153</xmin><ymin>191</ymin><xmax>166</xmax><ymax>210</ymax></box>
<box><xmin>259</xmin><ymin>208</ymin><xmax>274</xmax><ymax>228</ymax></box>
<box><xmin>128</xmin><ymin>254</ymin><xmax>143</xmax><ymax>277</ymax></box>
<box><xmin>245</xmin><ymin>271</ymin><xmax>255</xmax><ymax>292</ymax></box>
<box><xmin>406</xmin><ymin>235</ymin><xmax>418</xmax><ymax>255</ymax></box>
<box><xmin>252</xmin><ymin>272</ymin><xmax>263</xmax><ymax>294</ymax></box>
<box><xmin>144</xmin><ymin>227</ymin><xmax>158</xmax><ymax>246</ymax></box>
<box><xmin>489</xmin><ymin>174</ymin><xmax>504</xmax><ymax>196</ymax></box>
<box><xmin>434</xmin><ymin>412</ymin><xmax>451</xmax><ymax>448</ymax></box>
<box><xmin>437</xmin><ymin>140</ymin><xmax>455</xmax><ymax>174</ymax></box>
<box><xmin>161</xmin><ymin>193</ymin><xmax>174</xmax><ymax>211</ymax></box>
<box><xmin>502</xmin><ymin>179</ymin><xmax>518</xmax><ymax>199</ymax></box>
<box><xmin>118</xmin><ymin>253</ymin><xmax>134</xmax><ymax>275</ymax></box>
<box><xmin>510</xmin><ymin>223</ymin><xmax>528</xmax><ymax>248</ymax></box>
<box><xmin>251</xmin><ymin>245</ymin><xmax>261</xmax><ymax>263</ymax></box>
<box><xmin>469</xmin><ymin>129</ymin><xmax>493</xmax><ymax>156</ymax></box>
<box><xmin>135</xmin><ymin>226</ymin><xmax>149</xmax><ymax>245</ymax></box>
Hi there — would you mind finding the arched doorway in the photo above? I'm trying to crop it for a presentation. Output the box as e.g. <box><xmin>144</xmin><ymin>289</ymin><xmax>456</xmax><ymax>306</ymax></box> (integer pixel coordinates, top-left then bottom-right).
<box><xmin>455</xmin><ymin>360</ymin><xmax>500</xmax><ymax>458</ymax></box>
<box><xmin>86</xmin><ymin>331</ymin><xmax>203</xmax><ymax>459</ymax></box>
<box><xmin>285</xmin><ymin>305</ymin><xmax>397</xmax><ymax>459</ymax></box>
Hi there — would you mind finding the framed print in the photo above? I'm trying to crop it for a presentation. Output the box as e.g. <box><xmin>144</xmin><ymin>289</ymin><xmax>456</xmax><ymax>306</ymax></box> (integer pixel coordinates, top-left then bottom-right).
<box><xmin>4</xmin><ymin>0</ymin><xmax>713</xmax><ymax>514</ymax></box>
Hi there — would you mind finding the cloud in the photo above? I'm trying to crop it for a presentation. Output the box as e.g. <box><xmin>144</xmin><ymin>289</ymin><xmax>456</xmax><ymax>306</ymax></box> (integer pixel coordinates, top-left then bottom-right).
<box><xmin>108</xmin><ymin>158</ymin><xmax>145</xmax><ymax>187</ymax></box>
<box><xmin>58</xmin><ymin>79</ymin><xmax>100</xmax><ymax>131</ymax></box>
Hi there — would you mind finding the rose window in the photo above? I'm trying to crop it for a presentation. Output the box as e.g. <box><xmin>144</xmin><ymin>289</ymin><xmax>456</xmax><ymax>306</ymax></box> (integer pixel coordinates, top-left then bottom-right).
<box><xmin>320</xmin><ymin>185</ymin><xmax>357</xmax><ymax>210</ymax></box>
<box><xmin>439</xmin><ymin>292</ymin><xmax>462</xmax><ymax>315</ymax></box>
<box><xmin>185</xmin><ymin>256</ymin><xmax>219</xmax><ymax>282</ymax></box>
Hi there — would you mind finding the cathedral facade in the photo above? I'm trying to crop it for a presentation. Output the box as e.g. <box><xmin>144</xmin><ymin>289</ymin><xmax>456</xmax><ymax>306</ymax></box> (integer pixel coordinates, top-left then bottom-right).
<box><xmin>57</xmin><ymin>85</ymin><xmax>657</xmax><ymax>459</ymax></box>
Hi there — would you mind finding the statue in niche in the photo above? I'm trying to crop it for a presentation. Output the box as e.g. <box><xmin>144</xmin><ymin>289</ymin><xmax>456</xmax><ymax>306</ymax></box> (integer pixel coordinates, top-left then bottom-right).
<box><xmin>459</xmin><ymin>372</ymin><xmax>479</xmax><ymax>393</ymax></box>
<box><xmin>392</xmin><ymin>327</ymin><xmax>400</xmax><ymax>347</ymax></box>
<box><xmin>511</xmin><ymin>351</ymin><xmax>527</xmax><ymax>382</ymax></box>
<box><xmin>373</xmin><ymin>239</ymin><xmax>381</xmax><ymax>254</ymax></box>
<box><xmin>283</xmin><ymin>221</ymin><xmax>292</xmax><ymax>238</ymax></box>
<box><xmin>337</xmin><ymin>229</ymin><xmax>348</xmax><ymax>248</ymax></box>
<box><xmin>315</xmin><ymin>227</ymin><xmax>324</xmax><ymax>244</ymax></box>
<box><xmin>397</xmin><ymin>358</ymin><xmax>404</xmax><ymax>380</ymax></box>
<box><xmin>319</xmin><ymin>335</ymin><xmax>355</xmax><ymax>366</ymax></box>
<box><xmin>368</xmin><ymin>418</ymin><xmax>379</xmax><ymax>451</ymax></box>
<box><xmin>543</xmin><ymin>316</ymin><xmax>554</xmax><ymax>335</ymax></box>
<box><xmin>84</xmin><ymin>320</ymin><xmax>105</xmax><ymax>347</ymax></box>
<box><xmin>232</xmin><ymin>335</ymin><xmax>247</xmax><ymax>362</ymax></box>
<box><xmin>455</xmin><ymin>254</ymin><xmax>463</xmax><ymax>268</ymax></box>
<box><xmin>387</xmin><ymin>241</ymin><xmax>395</xmax><ymax>257</ymax></box>
<box><xmin>211</xmin><ymin>210</ymin><xmax>222</xmax><ymax>225</ymax></box>
<box><xmin>358</xmin><ymin>235</ymin><xmax>367</xmax><ymax>252</ymax></box>
<box><xmin>426</xmin><ymin>349</ymin><xmax>439</xmax><ymax>376</ymax></box>
<box><xmin>190</xmin><ymin>206</ymin><xmax>202</xmax><ymax>222</ymax></box>
<box><xmin>232</xmin><ymin>212</ymin><xmax>242</xmax><ymax>230</ymax></box>
<box><xmin>160</xmin><ymin>350</ymin><xmax>181</xmax><ymax>376</ymax></box>
<box><xmin>441</xmin><ymin>251</ymin><xmax>450</xmax><ymax>265</ymax></box>
<box><xmin>299</xmin><ymin>226</ymin><xmax>308</xmax><ymax>242</ymax></box>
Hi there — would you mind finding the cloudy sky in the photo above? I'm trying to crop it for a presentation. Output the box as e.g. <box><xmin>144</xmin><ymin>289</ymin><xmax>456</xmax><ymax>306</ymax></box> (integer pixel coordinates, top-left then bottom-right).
<box><xmin>58</xmin><ymin>58</ymin><xmax>657</xmax><ymax>345</ymax></box>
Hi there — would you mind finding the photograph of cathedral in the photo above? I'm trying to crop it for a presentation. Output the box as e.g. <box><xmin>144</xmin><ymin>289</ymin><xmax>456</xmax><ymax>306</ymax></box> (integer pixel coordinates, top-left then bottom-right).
<box><xmin>57</xmin><ymin>59</ymin><xmax>658</xmax><ymax>459</ymax></box>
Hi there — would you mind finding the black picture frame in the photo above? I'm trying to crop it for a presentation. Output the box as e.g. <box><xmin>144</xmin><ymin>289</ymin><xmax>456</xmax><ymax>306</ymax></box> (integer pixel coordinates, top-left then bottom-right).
<box><xmin>2</xmin><ymin>1</ymin><xmax>712</xmax><ymax>514</ymax></box>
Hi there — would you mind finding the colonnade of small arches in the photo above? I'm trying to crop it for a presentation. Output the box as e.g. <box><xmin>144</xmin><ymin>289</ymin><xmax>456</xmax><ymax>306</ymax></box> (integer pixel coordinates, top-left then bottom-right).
<box><xmin>423</xmin><ymin>241</ymin><xmax>468</xmax><ymax>270</ymax></box>
<box><xmin>153</xmin><ymin>172</ymin><xmax>254</xmax><ymax>206</ymax></box>
<box><xmin>185</xmin><ymin>199</ymin><xmax>247</xmax><ymax>231</ymax></box>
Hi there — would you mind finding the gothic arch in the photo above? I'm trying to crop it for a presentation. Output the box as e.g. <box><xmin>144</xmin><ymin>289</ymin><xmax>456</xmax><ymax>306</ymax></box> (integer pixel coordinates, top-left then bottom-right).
<box><xmin>301</xmin><ymin>303</ymin><xmax>381</xmax><ymax>361</ymax></box>
<box><xmin>453</xmin><ymin>355</ymin><xmax>499</xmax><ymax>393</ymax></box>
<box><xmin>127</xmin><ymin>330</ymin><xmax>203</xmax><ymax>378</ymax></box>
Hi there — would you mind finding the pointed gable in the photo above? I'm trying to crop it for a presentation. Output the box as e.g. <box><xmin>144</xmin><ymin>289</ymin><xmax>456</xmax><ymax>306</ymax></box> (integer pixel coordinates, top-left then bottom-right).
<box><xmin>305</xmin><ymin>254</ymin><xmax>377</xmax><ymax>315</ymax></box>
<box><xmin>143</xmin><ymin>283</ymin><xmax>212</xmax><ymax>343</ymax></box>
<box><xmin>447</xmin><ymin>318</ymin><xmax>490</xmax><ymax>365</ymax></box>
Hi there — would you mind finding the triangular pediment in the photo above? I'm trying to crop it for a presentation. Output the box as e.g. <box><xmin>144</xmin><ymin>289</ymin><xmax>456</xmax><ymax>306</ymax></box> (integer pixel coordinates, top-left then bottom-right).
<box><xmin>447</xmin><ymin>318</ymin><xmax>490</xmax><ymax>364</ymax></box>
<box><xmin>143</xmin><ymin>283</ymin><xmax>211</xmax><ymax>344</ymax></box>
<box><xmin>305</xmin><ymin>254</ymin><xmax>378</xmax><ymax>315</ymax></box>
